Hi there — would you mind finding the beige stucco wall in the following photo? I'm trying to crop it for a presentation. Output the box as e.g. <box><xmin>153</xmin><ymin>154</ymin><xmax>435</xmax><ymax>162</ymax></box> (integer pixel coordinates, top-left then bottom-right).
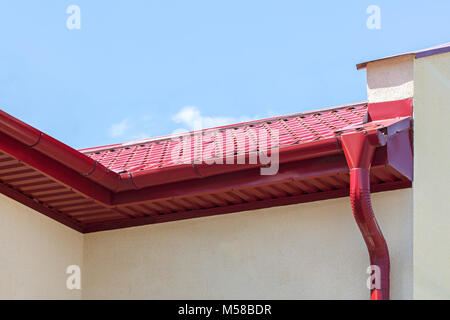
<box><xmin>83</xmin><ymin>189</ymin><xmax>413</xmax><ymax>300</ymax></box>
<box><xmin>366</xmin><ymin>55</ymin><xmax>414</xmax><ymax>103</ymax></box>
<box><xmin>413</xmin><ymin>52</ymin><xmax>450</xmax><ymax>299</ymax></box>
<box><xmin>0</xmin><ymin>193</ymin><xmax>83</xmax><ymax>299</ymax></box>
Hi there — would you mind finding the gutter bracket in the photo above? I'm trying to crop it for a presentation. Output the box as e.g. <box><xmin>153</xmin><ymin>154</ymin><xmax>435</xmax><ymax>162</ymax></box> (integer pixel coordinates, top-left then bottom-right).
<box><xmin>27</xmin><ymin>132</ymin><xmax>42</xmax><ymax>148</ymax></box>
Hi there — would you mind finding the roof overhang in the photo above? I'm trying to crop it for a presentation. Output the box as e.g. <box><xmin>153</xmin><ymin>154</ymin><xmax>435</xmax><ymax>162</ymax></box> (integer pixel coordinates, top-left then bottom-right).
<box><xmin>0</xmin><ymin>101</ymin><xmax>413</xmax><ymax>233</ymax></box>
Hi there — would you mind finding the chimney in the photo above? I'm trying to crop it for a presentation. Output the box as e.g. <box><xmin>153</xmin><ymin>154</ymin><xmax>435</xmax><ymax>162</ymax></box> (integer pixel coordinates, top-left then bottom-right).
<box><xmin>356</xmin><ymin>54</ymin><xmax>414</xmax><ymax>121</ymax></box>
<box><xmin>364</xmin><ymin>55</ymin><xmax>414</xmax><ymax>104</ymax></box>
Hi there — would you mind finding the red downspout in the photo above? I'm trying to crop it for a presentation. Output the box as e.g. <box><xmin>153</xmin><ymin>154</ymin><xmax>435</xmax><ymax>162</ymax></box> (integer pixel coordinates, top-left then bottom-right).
<box><xmin>340</xmin><ymin>131</ymin><xmax>390</xmax><ymax>300</ymax></box>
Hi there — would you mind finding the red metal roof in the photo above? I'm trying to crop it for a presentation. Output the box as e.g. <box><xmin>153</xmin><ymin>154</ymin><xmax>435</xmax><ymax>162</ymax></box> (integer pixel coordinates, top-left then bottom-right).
<box><xmin>80</xmin><ymin>102</ymin><xmax>367</xmax><ymax>185</ymax></box>
<box><xmin>0</xmin><ymin>100</ymin><xmax>413</xmax><ymax>233</ymax></box>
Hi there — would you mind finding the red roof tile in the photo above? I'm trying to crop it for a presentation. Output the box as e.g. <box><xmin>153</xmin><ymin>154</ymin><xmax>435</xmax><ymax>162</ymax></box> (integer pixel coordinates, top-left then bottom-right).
<box><xmin>81</xmin><ymin>102</ymin><xmax>368</xmax><ymax>175</ymax></box>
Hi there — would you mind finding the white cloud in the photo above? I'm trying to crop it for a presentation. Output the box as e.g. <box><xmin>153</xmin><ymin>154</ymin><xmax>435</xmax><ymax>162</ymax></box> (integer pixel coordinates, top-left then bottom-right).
<box><xmin>109</xmin><ymin>118</ymin><xmax>130</xmax><ymax>137</ymax></box>
<box><xmin>107</xmin><ymin>107</ymin><xmax>270</xmax><ymax>142</ymax></box>
<box><xmin>172</xmin><ymin>106</ymin><xmax>256</xmax><ymax>131</ymax></box>
<box><xmin>131</xmin><ymin>132</ymin><xmax>150</xmax><ymax>140</ymax></box>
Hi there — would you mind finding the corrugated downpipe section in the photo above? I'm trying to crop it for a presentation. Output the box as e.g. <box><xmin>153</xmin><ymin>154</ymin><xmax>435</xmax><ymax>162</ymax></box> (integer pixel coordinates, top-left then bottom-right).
<box><xmin>341</xmin><ymin>131</ymin><xmax>390</xmax><ymax>300</ymax></box>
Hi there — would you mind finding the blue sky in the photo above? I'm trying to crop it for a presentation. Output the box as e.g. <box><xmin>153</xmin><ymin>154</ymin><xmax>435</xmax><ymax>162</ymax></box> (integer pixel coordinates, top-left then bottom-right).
<box><xmin>0</xmin><ymin>1</ymin><xmax>449</xmax><ymax>149</ymax></box>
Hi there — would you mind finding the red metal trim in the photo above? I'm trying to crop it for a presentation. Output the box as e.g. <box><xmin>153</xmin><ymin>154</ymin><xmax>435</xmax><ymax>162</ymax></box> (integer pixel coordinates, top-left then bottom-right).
<box><xmin>385</xmin><ymin>130</ymin><xmax>413</xmax><ymax>181</ymax></box>
<box><xmin>0</xmin><ymin>110</ymin><xmax>119</xmax><ymax>190</ymax></box>
<box><xmin>367</xmin><ymin>98</ymin><xmax>413</xmax><ymax>121</ymax></box>
<box><xmin>0</xmin><ymin>132</ymin><xmax>112</xmax><ymax>205</ymax></box>
<box><xmin>114</xmin><ymin>154</ymin><xmax>349</xmax><ymax>205</ymax></box>
<box><xmin>0</xmin><ymin>111</ymin><xmax>41</xmax><ymax>146</ymax></box>
<box><xmin>341</xmin><ymin>131</ymin><xmax>390</xmax><ymax>300</ymax></box>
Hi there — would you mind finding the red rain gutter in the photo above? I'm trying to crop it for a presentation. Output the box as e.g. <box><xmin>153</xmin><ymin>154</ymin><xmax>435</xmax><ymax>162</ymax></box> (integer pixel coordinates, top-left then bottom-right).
<box><xmin>0</xmin><ymin>131</ymin><xmax>112</xmax><ymax>205</ymax></box>
<box><xmin>0</xmin><ymin>109</ymin><xmax>344</xmax><ymax>192</ymax></box>
<box><xmin>0</xmin><ymin>110</ymin><xmax>343</xmax><ymax>194</ymax></box>
<box><xmin>340</xmin><ymin>130</ymin><xmax>390</xmax><ymax>300</ymax></box>
<box><xmin>125</xmin><ymin>137</ymin><xmax>342</xmax><ymax>190</ymax></box>
<box><xmin>0</xmin><ymin>110</ymin><xmax>119</xmax><ymax>191</ymax></box>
